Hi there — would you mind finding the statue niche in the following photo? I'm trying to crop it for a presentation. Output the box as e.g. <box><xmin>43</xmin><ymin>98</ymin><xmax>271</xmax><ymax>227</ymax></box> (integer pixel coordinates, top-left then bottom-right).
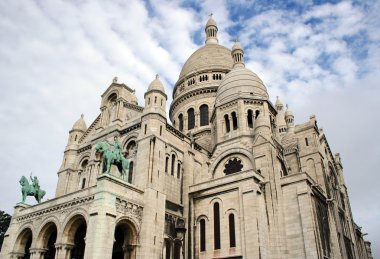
<box><xmin>95</xmin><ymin>136</ymin><xmax>130</xmax><ymax>181</ymax></box>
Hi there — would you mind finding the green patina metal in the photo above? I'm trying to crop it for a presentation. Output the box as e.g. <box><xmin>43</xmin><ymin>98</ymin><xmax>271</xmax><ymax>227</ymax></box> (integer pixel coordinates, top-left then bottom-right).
<box><xmin>95</xmin><ymin>136</ymin><xmax>130</xmax><ymax>181</ymax></box>
<box><xmin>19</xmin><ymin>175</ymin><xmax>46</xmax><ymax>203</ymax></box>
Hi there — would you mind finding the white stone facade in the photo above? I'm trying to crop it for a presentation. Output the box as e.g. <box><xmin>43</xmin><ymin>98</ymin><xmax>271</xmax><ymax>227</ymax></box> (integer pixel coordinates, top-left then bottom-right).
<box><xmin>0</xmin><ymin>17</ymin><xmax>372</xmax><ymax>259</ymax></box>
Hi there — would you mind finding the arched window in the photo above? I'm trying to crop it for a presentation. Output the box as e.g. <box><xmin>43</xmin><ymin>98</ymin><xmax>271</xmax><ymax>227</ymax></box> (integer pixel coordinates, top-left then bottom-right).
<box><xmin>128</xmin><ymin>161</ymin><xmax>133</xmax><ymax>184</ymax></box>
<box><xmin>177</xmin><ymin>163</ymin><xmax>181</xmax><ymax>178</ymax></box>
<box><xmin>255</xmin><ymin>110</ymin><xmax>260</xmax><ymax>118</ymax></box>
<box><xmin>188</xmin><ymin>108</ymin><xmax>195</xmax><ymax>130</ymax></box>
<box><xmin>178</xmin><ymin>114</ymin><xmax>184</xmax><ymax>131</ymax></box>
<box><xmin>231</xmin><ymin>112</ymin><xmax>238</xmax><ymax>130</ymax></box>
<box><xmin>224</xmin><ymin>114</ymin><xmax>230</xmax><ymax>133</ymax></box>
<box><xmin>229</xmin><ymin>214</ymin><xmax>236</xmax><ymax>247</ymax></box>
<box><xmin>199</xmin><ymin>104</ymin><xmax>209</xmax><ymax>126</ymax></box>
<box><xmin>165</xmin><ymin>157</ymin><xmax>169</xmax><ymax>173</ymax></box>
<box><xmin>247</xmin><ymin>109</ymin><xmax>254</xmax><ymax>128</ymax></box>
<box><xmin>171</xmin><ymin>154</ymin><xmax>175</xmax><ymax>176</ymax></box>
<box><xmin>213</xmin><ymin>203</ymin><xmax>221</xmax><ymax>250</ymax></box>
<box><xmin>200</xmin><ymin>219</ymin><xmax>206</xmax><ymax>252</ymax></box>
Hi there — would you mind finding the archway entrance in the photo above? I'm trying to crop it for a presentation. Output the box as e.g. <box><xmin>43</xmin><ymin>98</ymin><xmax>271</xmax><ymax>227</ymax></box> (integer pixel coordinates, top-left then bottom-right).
<box><xmin>112</xmin><ymin>220</ymin><xmax>137</xmax><ymax>259</ymax></box>
<box><xmin>13</xmin><ymin>228</ymin><xmax>32</xmax><ymax>259</ymax></box>
<box><xmin>37</xmin><ymin>222</ymin><xmax>57</xmax><ymax>259</ymax></box>
<box><xmin>62</xmin><ymin>215</ymin><xmax>87</xmax><ymax>259</ymax></box>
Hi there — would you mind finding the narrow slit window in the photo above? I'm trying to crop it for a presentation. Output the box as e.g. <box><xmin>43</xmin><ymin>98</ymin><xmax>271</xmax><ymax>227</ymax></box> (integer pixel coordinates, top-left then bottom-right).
<box><xmin>178</xmin><ymin>114</ymin><xmax>184</xmax><ymax>131</ymax></box>
<box><xmin>188</xmin><ymin>108</ymin><xmax>195</xmax><ymax>130</ymax></box>
<box><xmin>224</xmin><ymin>114</ymin><xmax>230</xmax><ymax>133</ymax></box>
<box><xmin>200</xmin><ymin>219</ymin><xmax>206</xmax><ymax>252</ymax></box>
<box><xmin>229</xmin><ymin>214</ymin><xmax>236</xmax><ymax>247</ymax></box>
<box><xmin>214</xmin><ymin>203</ymin><xmax>221</xmax><ymax>250</ymax></box>
<box><xmin>165</xmin><ymin>157</ymin><xmax>169</xmax><ymax>173</ymax></box>
<box><xmin>177</xmin><ymin>163</ymin><xmax>181</xmax><ymax>178</ymax></box>
<box><xmin>128</xmin><ymin>161</ymin><xmax>133</xmax><ymax>184</ymax></box>
<box><xmin>171</xmin><ymin>154</ymin><xmax>175</xmax><ymax>176</ymax></box>
<box><xmin>232</xmin><ymin>112</ymin><xmax>238</xmax><ymax>130</ymax></box>
<box><xmin>247</xmin><ymin>109</ymin><xmax>253</xmax><ymax>128</ymax></box>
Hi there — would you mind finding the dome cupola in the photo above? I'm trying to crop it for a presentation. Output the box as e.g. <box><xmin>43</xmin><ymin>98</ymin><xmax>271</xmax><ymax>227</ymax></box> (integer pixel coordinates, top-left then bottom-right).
<box><xmin>231</xmin><ymin>38</ymin><xmax>244</xmax><ymax>68</ymax></box>
<box><xmin>68</xmin><ymin>114</ymin><xmax>87</xmax><ymax>145</ymax></box>
<box><xmin>205</xmin><ymin>14</ymin><xmax>218</xmax><ymax>45</ymax></box>
<box><xmin>72</xmin><ymin>114</ymin><xmax>87</xmax><ymax>132</ymax></box>
<box><xmin>145</xmin><ymin>74</ymin><xmax>166</xmax><ymax>96</ymax></box>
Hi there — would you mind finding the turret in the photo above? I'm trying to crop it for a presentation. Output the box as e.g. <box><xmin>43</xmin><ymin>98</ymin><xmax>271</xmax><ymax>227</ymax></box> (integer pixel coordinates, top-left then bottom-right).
<box><xmin>68</xmin><ymin>114</ymin><xmax>87</xmax><ymax>145</ymax></box>
<box><xmin>254</xmin><ymin>113</ymin><xmax>271</xmax><ymax>138</ymax></box>
<box><xmin>231</xmin><ymin>39</ymin><xmax>244</xmax><ymax>68</ymax></box>
<box><xmin>143</xmin><ymin>74</ymin><xmax>167</xmax><ymax>118</ymax></box>
<box><xmin>205</xmin><ymin>14</ymin><xmax>219</xmax><ymax>45</ymax></box>
<box><xmin>275</xmin><ymin>97</ymin><xmax>287</xmax><ymax>137</ymax></box>
<box><xmin>285</xmin><ymin>104</ymin><xmax>295</xmax><ymax>133</ymax></box>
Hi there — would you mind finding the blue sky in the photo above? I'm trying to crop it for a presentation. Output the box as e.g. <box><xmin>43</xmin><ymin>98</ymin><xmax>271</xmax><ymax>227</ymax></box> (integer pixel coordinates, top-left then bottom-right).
<box><xmin>0</xmin><ymin>0</ymin><xmax>379</xmax><ymax>256</ymax></box>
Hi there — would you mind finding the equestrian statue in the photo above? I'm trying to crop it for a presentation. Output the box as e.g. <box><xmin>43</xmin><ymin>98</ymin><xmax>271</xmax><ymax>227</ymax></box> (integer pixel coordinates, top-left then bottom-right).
<box><xmin>19</xmin><ymin>174</ymin><xmax>46</xmax><ymax>203</ymax></box>
<box><xmin>95</xmin><ymin>136</ymin><xmax>130</xmax><ymax>181</ymax></box>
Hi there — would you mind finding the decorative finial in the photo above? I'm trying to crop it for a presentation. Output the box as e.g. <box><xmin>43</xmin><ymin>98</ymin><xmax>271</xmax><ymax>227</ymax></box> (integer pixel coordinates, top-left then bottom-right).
<box><xmin>286</xmin><ymin>104</ymin><xmax>288</xmax><ymax>109</ymax></box>
<box><xmin>234</xmin><ymin>37</ymin><xmax>238</xmax><ymax>43</ymax></box>
<box><xmin>209</xmin><ymin>13</ymin><xmax>213</xmax><ymax>18</ymax></box>
<box><xmin>81</xmin><ymin>114</ymin><xmax>84</xmax><ymax>118</ymax></box>
<box><xmin>156</xmin><ymin>74</ymin><xmax>159</xmax><ymax>79</ymax></box>
<box><xmin>113</xmin><ymin>76</ymin><xmax>118</xmax><ymax>83</ymax></box>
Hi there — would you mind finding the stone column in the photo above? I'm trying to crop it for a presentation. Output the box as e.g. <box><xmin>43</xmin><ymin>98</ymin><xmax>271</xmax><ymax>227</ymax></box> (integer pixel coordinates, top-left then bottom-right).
<box><xmin>54</xmin><ymin>243</ymin><xmax>74</xmax><ymax>259</ymax></box>
<box><xmin>29</xmin><ymin>248</ymin><xmax>48</xmax><ymax>259</ymax></box>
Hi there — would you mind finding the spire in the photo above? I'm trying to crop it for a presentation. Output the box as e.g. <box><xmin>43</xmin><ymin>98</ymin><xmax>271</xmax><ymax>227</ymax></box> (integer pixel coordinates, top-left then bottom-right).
<box><xmin>205</xmin><ymin>14</ymin><xmax>218</xmax><ymax>45</ymax></box>
<box><xmin>231</xmin><ymin>38</ymin><xmax>245</xmax><ymax>68</ymax></box>
<box><xmin>275</xmin><ymin>96</ymin><xmax>284</xmax><ymax>111</ymax></box>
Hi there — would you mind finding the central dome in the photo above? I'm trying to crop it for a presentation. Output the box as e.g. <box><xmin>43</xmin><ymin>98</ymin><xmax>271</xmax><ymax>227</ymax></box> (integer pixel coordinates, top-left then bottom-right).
<box><xmin>178</xmin><ymin>44</ymin><xmax>233</xmax><ymax>80</ymax></box>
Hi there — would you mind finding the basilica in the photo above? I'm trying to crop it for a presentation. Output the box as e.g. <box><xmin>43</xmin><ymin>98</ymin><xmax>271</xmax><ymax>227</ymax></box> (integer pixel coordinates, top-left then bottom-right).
<box><xmin>0</xmin><ymin>17</ymin><xmax>373</xmax><ymax>259</ymax></box>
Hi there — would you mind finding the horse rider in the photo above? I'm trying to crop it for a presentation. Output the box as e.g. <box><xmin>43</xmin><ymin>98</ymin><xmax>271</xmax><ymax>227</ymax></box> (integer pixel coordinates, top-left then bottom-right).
<box><xmin>30</xmin><ymin>175</ymin><xmax>40</xmax><ymax>195</ymax></box>
<box><xmin>108</xmin><ymin>136</ymin><xmax>123</xmax><ymax>163</ymax></box>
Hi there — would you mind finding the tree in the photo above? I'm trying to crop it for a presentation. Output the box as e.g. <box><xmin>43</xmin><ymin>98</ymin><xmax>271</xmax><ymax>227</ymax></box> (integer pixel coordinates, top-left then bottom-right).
<box><xmin>0</xmin><ymin>210</ymin><xmax>11</xmax><ymax>251</ymax></box>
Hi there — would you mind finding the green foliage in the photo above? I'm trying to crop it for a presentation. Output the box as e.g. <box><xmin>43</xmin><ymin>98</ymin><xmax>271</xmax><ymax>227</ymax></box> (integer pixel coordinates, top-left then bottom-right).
<box><xmin>0</xmin><ymin>210</ymin><xmax>11</xmax><ymax>251</ymax></box>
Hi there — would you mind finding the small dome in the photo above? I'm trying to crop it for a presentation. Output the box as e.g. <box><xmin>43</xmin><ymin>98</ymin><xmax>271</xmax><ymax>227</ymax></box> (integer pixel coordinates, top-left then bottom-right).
<box><xmin>232</xmin><ymin>40</ymin><xmax>243</xmax><ymax>51</ymax></box>
<box><xmin>216</xmin><ymin>67</ymin><xmax>269</xmax><ymax>106</ymax></box>
<box><xmin>178</xmin><ymin>44</ymin><xmax>233</xmax><ymax>81</ymax></box>
<box><xmin>206</xmin><ymin>16</ymin><xmax>217</xmax><ymax>27</ymax></box>
<box><xmin>206</xmin><ymin>16</ymin><xmax>218</xmax><ymax>28</ymax></box>
<box><xmin>285</xmin><ymin>106</ymin><xmax>294</xmax><ymax>117</ymax></box>
<box><xmin>148</xmin><ymin>74</ymin><xmax>165</xmax><ymax>93</ymax></box>
<box><xmin>275</xmin><ymin>96</ymin><xmax>284</xmax><ymax>111</ymax></box>
<box><xmin>72</xmin><ymin>114</ymin><xmax>87</xmax><ymax>131</ymax></box>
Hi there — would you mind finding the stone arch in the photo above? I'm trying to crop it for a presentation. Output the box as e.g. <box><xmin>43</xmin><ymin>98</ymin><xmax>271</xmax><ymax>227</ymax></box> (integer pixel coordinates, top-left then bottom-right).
<box><xmin>112</xmin><ymin>217</ymin><xmax>139</xmax><ymax>259</ymax></box>
<box><xmin>196</xmin><ymin>214</ymin><xmax>209</xmax><ymax>223</ymax></box>
<box><xmin>61</xmin><ymin>212</ymin><xmax>88</xmax><ymax>259</ymax></box>
<box><xmin>210</xmin><ymin>148</ymin><xmax>255</xmax><ymax>177</ymax></box>
<box><xmin>12</xmin><ymin>226</ymin><xmax>33</xmax><ymax>257</ymax></box>
<box><xmin>35</xmin><ymin>219</ymin><xmax>59</xmax><ymax>259</ymax></box>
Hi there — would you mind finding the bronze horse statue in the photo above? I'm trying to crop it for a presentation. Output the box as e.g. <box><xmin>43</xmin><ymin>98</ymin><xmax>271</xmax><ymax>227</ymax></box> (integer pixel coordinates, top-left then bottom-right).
<box><xmin>95</xmin><ymin>141</ymin><xmax>129</xmax><ymax>181</ymax></box>
<box><xmin>19</xmin><ymin>176</ymin><xmax>46</xmax><ymax>203</ymax></box>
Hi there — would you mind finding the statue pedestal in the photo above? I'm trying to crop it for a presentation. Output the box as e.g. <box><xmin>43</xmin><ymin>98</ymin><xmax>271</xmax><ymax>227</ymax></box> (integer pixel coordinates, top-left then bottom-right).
<box><xmin>14</xmin><ymin>203</ymin><xmax>30</xmax><ymax>213</ymax></box>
